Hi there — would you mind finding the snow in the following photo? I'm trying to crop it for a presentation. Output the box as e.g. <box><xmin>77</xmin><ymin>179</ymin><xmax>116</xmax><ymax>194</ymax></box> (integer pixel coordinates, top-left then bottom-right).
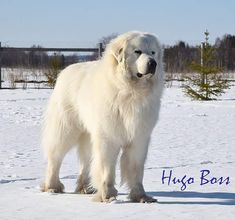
<box><xmin>1</xmin><ymin>68</ymin><xmax>49</xmax><ymax>89</ymax></box>
<box><xmin>0</xmin><ymin>84</ymin><xmax>235</xmax><ymax>220</ymax></box>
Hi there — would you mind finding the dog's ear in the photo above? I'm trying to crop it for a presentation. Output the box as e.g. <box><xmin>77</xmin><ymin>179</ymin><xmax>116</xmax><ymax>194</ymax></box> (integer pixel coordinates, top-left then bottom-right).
<box><xmin>112</xmin><ymin>47</ymin><xmax>124</xmax><ymax>63</ymax></box>
<box><xmin>109</xmin><ymin>37</ymin><xmax>126</xmax><ymax>64</ymax></box>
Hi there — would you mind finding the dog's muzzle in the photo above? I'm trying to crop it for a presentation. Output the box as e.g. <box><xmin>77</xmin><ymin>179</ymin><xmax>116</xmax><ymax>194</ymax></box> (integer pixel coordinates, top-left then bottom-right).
<box><xmin>137</xmin><ymin>59</ymin><xmax>157</xmax><ymax>78</ymax></box>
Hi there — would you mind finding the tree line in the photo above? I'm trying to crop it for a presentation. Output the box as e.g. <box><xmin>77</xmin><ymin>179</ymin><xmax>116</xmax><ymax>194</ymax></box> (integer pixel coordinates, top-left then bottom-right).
<box><xmin>164</xmin><ymin>34</ymin><xmax>235</xmax><ymax>73</ymax></box>
<box><xmin>1</xmin><ymin>34</ymin><xmax>235</xmax><ymax>73</ymax></box>
<box><xmin>0</xmin><ymin>46</ymin><xmax>85</xmax><ymax>69</ymax></box>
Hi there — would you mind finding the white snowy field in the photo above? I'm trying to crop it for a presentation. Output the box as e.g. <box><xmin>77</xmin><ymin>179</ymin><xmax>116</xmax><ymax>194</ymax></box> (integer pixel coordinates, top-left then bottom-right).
<box><xmin>0</xmin><ymin>84</ymin><xmax>235</xmax><ymax>220</ymax></box>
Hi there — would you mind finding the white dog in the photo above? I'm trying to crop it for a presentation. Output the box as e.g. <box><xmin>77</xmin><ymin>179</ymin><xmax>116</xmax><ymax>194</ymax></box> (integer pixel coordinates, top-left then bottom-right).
<box><xmin>41</xmin><ymin>31</ymin><xmax>164</xmax><ymax>203</ymax></box>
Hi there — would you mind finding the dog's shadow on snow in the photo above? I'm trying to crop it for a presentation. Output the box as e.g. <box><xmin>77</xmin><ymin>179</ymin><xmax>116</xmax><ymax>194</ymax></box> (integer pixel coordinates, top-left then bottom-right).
<box><xmin>56</xmin><ymin>191</ymin><xmax>235</xmax><ymax>205</ymax></box>
<box><xmin>148</xmin><ymin>191</ymin><xmax>235</xmax><ymax>205</ymax></box>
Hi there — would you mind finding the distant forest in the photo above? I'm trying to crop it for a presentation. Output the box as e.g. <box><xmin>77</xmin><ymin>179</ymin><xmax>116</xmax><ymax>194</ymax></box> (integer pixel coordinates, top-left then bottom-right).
<box><xmin>164</xmin><ymin>34</ymin><xmax>235</xmax><ymax>73</ymax></box>
<box><xmin>1</xmin><ymin>34</ymin><xmax>235</xmax><ymax>73</ymax></box>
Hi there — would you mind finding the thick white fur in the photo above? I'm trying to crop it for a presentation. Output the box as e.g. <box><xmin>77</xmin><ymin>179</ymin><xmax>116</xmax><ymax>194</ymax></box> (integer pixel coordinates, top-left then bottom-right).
<box><xmin>41</xmin><ymin>31</ymin><xmax>164</xmax><ymax>202</ymax></box>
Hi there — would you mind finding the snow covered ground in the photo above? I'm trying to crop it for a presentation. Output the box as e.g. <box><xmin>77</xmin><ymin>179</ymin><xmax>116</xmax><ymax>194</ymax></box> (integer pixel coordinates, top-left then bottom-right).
<box><xmin>1</xmin><ymin>68</ymin><xmax>49</xmax><ymax>89</ymax></box>
<box><xmin>0</xmin><ymin>84</ymin><xmax>235</xmax><ymax>220</ymax></box>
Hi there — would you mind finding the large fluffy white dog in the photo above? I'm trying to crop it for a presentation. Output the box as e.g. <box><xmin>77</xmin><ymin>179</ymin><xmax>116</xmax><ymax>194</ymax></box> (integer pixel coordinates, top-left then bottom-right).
<box><xmin>41</xmin><ymin>31</ymin><xmax>164</xmax><ymax>203</ymax></box>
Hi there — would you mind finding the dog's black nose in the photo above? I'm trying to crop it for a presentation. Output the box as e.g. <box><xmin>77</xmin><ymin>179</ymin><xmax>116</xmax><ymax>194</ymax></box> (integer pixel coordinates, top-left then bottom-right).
<box><xmin>147</xmin><ymin>59</ymin><xmax>157</xmax><ymax>74</ymax></box>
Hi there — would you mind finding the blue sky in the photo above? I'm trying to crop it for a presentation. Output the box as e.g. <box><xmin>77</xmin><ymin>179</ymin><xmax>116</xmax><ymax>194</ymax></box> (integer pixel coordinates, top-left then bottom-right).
<box><xmin>0</xmin><ymin>0</ymin><xmax>234</xmax><ymax>47</ymax></box>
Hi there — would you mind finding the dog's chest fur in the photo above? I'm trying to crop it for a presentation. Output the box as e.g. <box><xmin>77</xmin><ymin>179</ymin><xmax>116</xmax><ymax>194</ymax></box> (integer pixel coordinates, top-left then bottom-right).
<box><xmin>108</xmin><ymin>87</ymin><xmax>158</xmax><ymax>143</ymax></box>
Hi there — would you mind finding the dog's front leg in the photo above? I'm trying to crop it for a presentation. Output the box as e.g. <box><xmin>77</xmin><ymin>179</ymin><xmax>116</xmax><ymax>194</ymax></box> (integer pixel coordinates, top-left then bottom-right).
<box><xmin>121</xmin><ymin>137</ymin><xmax>157</xmax><ymax>203</ymax></box>
<box><xmin>90</xmin><ymin>134</ymin><xmax>120</xmax><ymax>202</ymax></box>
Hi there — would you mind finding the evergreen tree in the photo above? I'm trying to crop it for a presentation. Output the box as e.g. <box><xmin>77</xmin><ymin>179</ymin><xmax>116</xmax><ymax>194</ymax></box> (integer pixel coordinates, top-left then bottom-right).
<box><xmin>183</xmin><ymin>30</ymin><xmax>230</xmax><ymax>100</ymax></box>
<box><xmin>44</xmin><ymin>53</ymin><xmax>64</xmax><ymax>88</ymax></box>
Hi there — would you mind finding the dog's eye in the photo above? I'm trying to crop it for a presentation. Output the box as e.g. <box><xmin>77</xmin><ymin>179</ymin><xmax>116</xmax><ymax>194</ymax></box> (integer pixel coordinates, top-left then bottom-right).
<box><xmin>134</xmin><ymin>50</ymin><xmax>142</xmax><ymax>55</ymax></box>
<box><xmin>151</xmin><ymin>51</ymin><xmax>155</xmax><ymax>55</ymax></box>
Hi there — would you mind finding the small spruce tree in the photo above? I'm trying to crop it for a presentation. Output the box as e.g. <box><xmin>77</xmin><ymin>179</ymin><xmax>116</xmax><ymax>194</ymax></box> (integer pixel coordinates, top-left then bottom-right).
<box><xmin>45</xmin><ymin>53</ymin><xmax>64</xmax><ymax>88</ymax></box>
<box><xmin>183</xmin><ymin>30</ymin><xmax>230</xmax><ymax>100</ymax></box>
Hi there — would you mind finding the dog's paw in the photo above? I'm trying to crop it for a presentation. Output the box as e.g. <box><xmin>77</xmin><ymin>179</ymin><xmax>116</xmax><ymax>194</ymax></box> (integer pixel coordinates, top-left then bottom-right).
<box><xmin>40</xmin><ymin>181</ymin><xmax>64</xmax><ymax>193</ymax></box>
<box><xmin>130</xmin><ymin>194</ymin><xmax>157</xmax><ymax>203</ymax></box>
<box><xmin>92</xmin><ymin>193</ymin><xmax>102</xmax><ymax>202</ymax></box>
<box><xmin>92</xmin><ymin>194</ymin><xmax>117</xmax><ymax>203</ymax></box>
<box><xmin>104</xmin><ymin>196</ymin><xmax>117</xmax><ymax>203</ymax></box>
<box><xmin>75</xmin><ymin>185</ymin><xmax>97</xmax><ymax>194</ymax></box>
<box><xmin>92</xmin><ymin>188</ymin><xmax>118</xmax><ymax>203</ymax></box>
<box><xmin>139</xmin><ymin>195</ymin><xmax>157</xmax><ymax>203</ymax></box>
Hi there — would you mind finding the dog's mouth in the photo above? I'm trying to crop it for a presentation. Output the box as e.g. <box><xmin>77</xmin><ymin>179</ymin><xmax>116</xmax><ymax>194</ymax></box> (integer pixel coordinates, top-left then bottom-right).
<box><xmin>136</xmin><ymin>73</ymin><xmax>154</xmax><ymax>78</ymax></box>
<box><xmin>137</xmin><ymin>73</ymin><xmax>144</xmax><ymax>78</ymax></box>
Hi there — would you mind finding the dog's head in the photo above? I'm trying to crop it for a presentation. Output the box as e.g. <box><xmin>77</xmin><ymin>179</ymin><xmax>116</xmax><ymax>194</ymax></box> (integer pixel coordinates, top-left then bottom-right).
<box><xmin>105</xmin><ymin>31</ymin><xmax>163</xmax><ymax>82</ymax></box>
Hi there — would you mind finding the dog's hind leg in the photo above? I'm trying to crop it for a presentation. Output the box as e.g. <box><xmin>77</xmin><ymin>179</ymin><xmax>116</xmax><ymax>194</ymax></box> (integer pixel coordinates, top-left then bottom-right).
<box><xmin>41</xmin><ymin>150</ymin><xmax>66</xmax><ymax>193</ymax></box>
<box><xmin>41</xmin><ymin>103</ymin><xmax>76</xmax><ymax>193</ymax></box>
<box><xmin>75</xmin><ymin>132</ymin><xmax>96</xmax><ymax>194</ymax></box>
<box><xmin>41</xmin><ymin>131</ymin><xmax>76</xmax><ymax>193</ymax></box>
